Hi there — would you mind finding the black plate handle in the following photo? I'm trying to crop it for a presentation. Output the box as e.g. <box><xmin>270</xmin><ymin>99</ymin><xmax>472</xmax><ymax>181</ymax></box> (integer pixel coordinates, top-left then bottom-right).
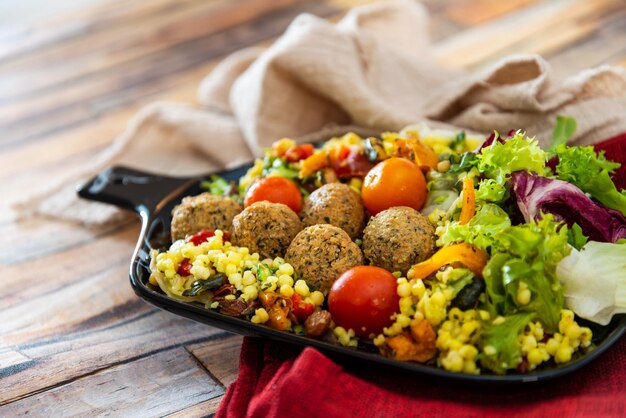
<box><xmin>77</xmin><ymin>165</ymin><xmax>196</xmax><ymax>216</ymax></box>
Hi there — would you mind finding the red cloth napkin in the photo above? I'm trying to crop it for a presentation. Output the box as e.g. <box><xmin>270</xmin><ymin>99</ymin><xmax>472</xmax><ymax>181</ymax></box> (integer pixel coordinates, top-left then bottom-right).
<box><xmin>217</xmin><ymin>134</ymin><xmax>626</xmax><ymax>418</ymax></box>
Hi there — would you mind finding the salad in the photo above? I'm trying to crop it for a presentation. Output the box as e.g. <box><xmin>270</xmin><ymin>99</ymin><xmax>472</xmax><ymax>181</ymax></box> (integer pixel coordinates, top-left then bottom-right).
<box><xmin>149</xmin><ymin>119</ymin><xmax>626</xmax><ymax>375</ymax></box>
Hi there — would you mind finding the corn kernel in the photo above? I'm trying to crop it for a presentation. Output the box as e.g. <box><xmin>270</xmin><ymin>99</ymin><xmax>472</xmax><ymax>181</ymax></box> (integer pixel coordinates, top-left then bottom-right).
<box><xmin>373</xmin><ymin>334</ymin><xmax>386</xmax><ymax>346</ymax></box>
<box><xmin>399</xmin><ymin>297</ymin><xmax>414</xmax><ymax>315</ymax></box>
<box><xmin>242</xmin><ymin>271</ymin><xmax>256</xmax><ymax>286</ymax></box>
<box><xmin>527</xmin><ymin>348</ymin><xmax>544</xmax><ymax>366</ymax></box>
<box><xmin>484</xmin><ymin>345</ymin><xmax>497</xmax><ymax>356</ymax></box>
<box><xmin>242</xmin><ymin>285</ymin><xmax>258</xmax><ymax>300</ymax></box>
<box><xmin>149</xmin><ymin>274</ymin><xmax>158</xmax><ymax>286</ymax></box>
<box><xmin>294</xmin><ymin>280</ymin><xmax>310</xmax><ymax>296</ymax></box>
<box><xmin>278</xmin><ymin>284</ymin><xmax>294</xmax><ymax>298</ymax></box>
<box><xmin>492</xmin><ymin>316</ymin><xmax>505</xmax><ymax>326</ymax></box>
<box><xmin>310</xmin><ymin>291</ymin><xmax>324</xmax><ymax>306</ymax></box>
<box><xmin>396</xmin><ymin>314</ymin><xmax>411</xmax><ymax>328</ymax></box>
<box><xmin>478</xmin><ymin>310</ymin><xmax>490</xmax><ymax>321</ymax></box>
<box><xmin>397</xmin><ymin>283</ymin><xmax>412</xmax><ymax>298</ymax></box>
<box><xmin>251</xmin><ymin>308</ymin><xmax>269</xmax><ymax>324</ymax></box>
<box><xmin>565</xmin><ymin>323</ymin><xmax>582</xmax><ymax>340</ymax></box>
<box><xmin>430</xmin><ymin>291</ymin><xmax>446</xmax><ymax>306</ymax></box>
<box><xmin>442</xmin><ymin>351</ymin><xmax>463</xmax><ymax>372</ymax></box>
<box><xmin>224</xmin><ymin>294</ymin><xmax>236</xmax><ymax>301</ymax></box>
<box><xmin>278</xmin><ymin>274</ymin><xmax>294</xmax><ymax>287</ymax></box>
<box><xmin>462</xmin><ymin>360</ymin><xmax>477</xmax><ymax>374</ymax></box>
<box><xmin>459</xmin><ymin>344</ymin><xmax>478</xmax><ymax>360</ymax></box>
<box><xmin>278</xmin><ymin>263</ymin><xmax>294</xmax><ymax>275</ymax></box>
<box><xmin>545</xmin><ymin>338</ymin><xmax>560</xmax><ymax>356</ymax></box>
<box><xmin>516</xmin><ymin>288</ymin><xmax>531</xmax><ymax>305</ymax></box>
<box><xmin>411</xmin><ymin>280</ymin><xmax>426</xmax><ymax>298</ymax></box>
<box><xmin>555</xmin><ymin>346</ymin><xmax>572</xmax><ymax>363</ymax></box>
<box><xmin>449</xmin><ymin>339</ymin><xmax>463</xmax><ymax>351</ymax></box>
<box><xmin>164</xmin><ymin>269</ymin><xmax>176</xmax><ymax>279</ymax></box>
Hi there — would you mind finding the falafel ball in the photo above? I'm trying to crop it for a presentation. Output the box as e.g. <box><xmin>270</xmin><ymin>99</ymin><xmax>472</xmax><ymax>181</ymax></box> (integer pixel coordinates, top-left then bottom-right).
<box><xmin>285</xmin><ymin>224</ymin><xmax>364</xmax><ymax>294</ymax></box>
<box><xmin>171</xmin><ymin>193</ymin><xmax>242</xmax><ymax>241</ymax></box>
<box><xmin>231</xmin><ymin>201</ymin><xmax>302</xmax><ymax>259</ymax></box>
<box><xmin>362</xmin><ymin>206</ymin><xmax>435</xmax><ymax>274</ymax></box>
<box><xmin>301</xmin><ymin>183</ymin><xmax>365</xmax><ymax>239</ymax></box>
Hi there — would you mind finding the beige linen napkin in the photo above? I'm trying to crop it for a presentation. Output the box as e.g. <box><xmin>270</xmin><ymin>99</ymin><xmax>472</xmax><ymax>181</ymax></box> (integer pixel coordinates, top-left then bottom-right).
<box><xmin>19</xmin><ymin>0</ymin><xmax>626</xmax><ymax>225</ymax></box>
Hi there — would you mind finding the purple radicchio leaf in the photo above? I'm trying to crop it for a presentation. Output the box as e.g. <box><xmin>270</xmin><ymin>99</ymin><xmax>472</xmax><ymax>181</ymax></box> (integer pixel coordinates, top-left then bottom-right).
<box><xmin>511</xmin><ymin>171</ymin><xmax>626</xmax><ymax>243</ymax></box>
<box><xmin>474</xmin><ymin>130</ymin><xmax>518</xmax><ymax>153</ymax></box>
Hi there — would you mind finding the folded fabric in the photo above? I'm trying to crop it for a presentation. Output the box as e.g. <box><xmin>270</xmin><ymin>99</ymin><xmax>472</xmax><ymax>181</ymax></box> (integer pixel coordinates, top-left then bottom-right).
<box><xmin>217</xmin><ymin>335</ymin><xmax>626</xmax><ymax>418</ymax></box>
<box><xmin>16</xmin><ymin>0</ymin><xmax>626</xmax><ymax>224</ymax></box>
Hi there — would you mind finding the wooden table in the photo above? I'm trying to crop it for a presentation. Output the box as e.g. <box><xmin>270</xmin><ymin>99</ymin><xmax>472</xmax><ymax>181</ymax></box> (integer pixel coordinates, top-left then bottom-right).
<box><xmin>1</xmin><ymin>0</ymin><xmax>624</xmax><ymax>416</ymax></box>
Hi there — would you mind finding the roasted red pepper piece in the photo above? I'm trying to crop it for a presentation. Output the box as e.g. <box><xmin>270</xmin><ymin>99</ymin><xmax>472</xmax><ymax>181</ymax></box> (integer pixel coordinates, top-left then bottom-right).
<box><xmin>188</xmin><ymin>229</ymin><xmax>230</xmax><ymax>245</ymax></box>
<box><xmin>332</xmin><ymin>150</ymin><xmax>375</xmax><ymax>179</ymax></box>
<box><xmin>285</xmin><ymin>144</ymin><xmax>315</xmax><ymax>162</ymax></box>
<box><xmin>177</xmin><ymin>258</ymin><xmax>192</xmax><ymax>276</ymax></box>
<box><xmin>291</xmin><ymin>293</ymin><xmax>315</xmax><ymax>322</ymax></box>
<box><xmin>188</xmin><ymin>229</ymin><xmax>215</xmax><ymax>245</ymax></box>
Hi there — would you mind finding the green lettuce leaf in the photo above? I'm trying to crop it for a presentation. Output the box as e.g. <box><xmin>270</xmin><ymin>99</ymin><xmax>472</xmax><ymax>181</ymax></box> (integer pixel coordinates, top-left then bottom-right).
<box><xmin>438</xmin><ymin>203</ymin><xmax>511</xmax><ymax>250</ymax></box>
<box><xmin>547</xmin><ymin>115</ymin><xmax>577</xmax><ymax>153</ymax></box>
<box><xmin>483</xmin><ymin>215</ymin><xmax>571</xmax><ymax>333</ymax></box>
<box><xmin>479</xmin><ymin>312</ymin><xmax>535</xmax><ymax>374</ymax></box>
<box><xmin>477</xmin><ymin>132</ymin><xmax>547</xmax><ymax>184</ymax></box>
<box><xmin>476</xmin><ymin>178</ymin><xmax>508</xmax><ymax>203</ymax></box>
<box><xmin>555</xmin><ymin>144</ymin><xmax>626</xmax><ymax>216</ymax></box>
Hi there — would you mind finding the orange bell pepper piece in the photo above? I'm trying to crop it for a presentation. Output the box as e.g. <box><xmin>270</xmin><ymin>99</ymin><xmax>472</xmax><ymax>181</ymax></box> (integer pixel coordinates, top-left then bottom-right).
<box><xmin>411</xmin><ymin>243</ymin><xmax>488</xmax><ymax>279</ymax></box>
<box><xmin>299</xmin><ymin>150</ymin><xmax>330</xmax><ymax>178</ymax></box>
<box><xmin>394</xmin><ymin>135</ymin><xmax>438</xmax><ymax>171</ymax></box>
<box><xmin>385</xmin><ymin>319</ymin><xmax>437</xmax><ymax>363</ymax></box>
<box><xmin>459</xmin><ymin>177</ymin><xmax>476</xmax><ymax>225</ymax></box>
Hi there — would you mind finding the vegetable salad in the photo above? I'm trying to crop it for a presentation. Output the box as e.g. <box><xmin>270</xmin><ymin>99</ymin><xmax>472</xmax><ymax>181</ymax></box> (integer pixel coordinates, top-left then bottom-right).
<box><xmin>149</xmin><ymin>119</ymin><xmax>626</xmax><ymax>375</ymax></box>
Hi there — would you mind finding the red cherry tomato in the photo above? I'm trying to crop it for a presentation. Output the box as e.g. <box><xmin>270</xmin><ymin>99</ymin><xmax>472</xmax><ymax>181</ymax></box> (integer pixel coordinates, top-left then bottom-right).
<box><xmin>328</xmin><ymin>266</ymin><xmax>399</xmax><ymax>338</ymax></box>
<box><xmin>284</xmin><ymin>144</ymin><xmax>315</xmax><ymax>162</ymax></box>
<box><xmin>361</xmin><ymin>157</ymin><xmax>427</xmax><ymax>215</ymax></box>
<box><xmin>244</xmin><ymin>177</ymin><xmax>302</xmax><ymax>213</ymax></box>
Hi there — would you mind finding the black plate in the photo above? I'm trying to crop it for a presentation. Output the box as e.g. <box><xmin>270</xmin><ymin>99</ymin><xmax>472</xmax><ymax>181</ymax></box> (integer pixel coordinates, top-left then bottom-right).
<box><xmin>78</xmin><ymin>165</ymin><xmax>626</xmax><ymax>383</ymax></box>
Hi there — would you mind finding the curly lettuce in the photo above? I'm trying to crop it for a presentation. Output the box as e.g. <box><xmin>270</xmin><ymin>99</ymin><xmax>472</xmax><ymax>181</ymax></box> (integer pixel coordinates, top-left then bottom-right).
<box><xmin>554</xmin><ymin>144</ymin><xmax>626</xmax><ymax>216</ymax></box>
<box><xmin>438</xmin><ymin>203</ymin><xmax>511</xmax><ymax>250</ymax></box>
<box><xmin>477</xmin><ymin>131</ymin><xmax>547</xmax><ymax>184</ymax></box>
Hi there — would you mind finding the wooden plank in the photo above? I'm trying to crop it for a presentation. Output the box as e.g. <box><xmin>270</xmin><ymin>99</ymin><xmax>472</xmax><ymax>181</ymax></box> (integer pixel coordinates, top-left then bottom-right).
<box><xmin>0</xmin><ymin>347</ymin><xmax>224</xmax><ymax>417</ymax></box>
<box><xmin>0</xmin><ymin>309</ymin><xmax>231</xmax><ymax>404</ymax></box>
<box><xmin>165</xmin><ymin>397</ymin><xmax>223</xmax><ymax>418</ymax></box>
<box><xmin>0</xmin><ymin>1</ymin><xmax>339</xmax><ymax>149</ymax></box>
<box><xmin>187</xmin><ymin>335</ymin><xmax>243</xmax><ymax>387</ymax></box>
<box><xmin>0</xmin><ymin>226</ymin><xmax>138</xmax><ymax>306</ymax></box>
<box><xmin>0</xmin><ymin>217</ymin><xmax>137</xmax><ymax>266</ymax></box>
<box><xmin>0</xmin><ymin>0</ymin><xmax>297</xmax><ymax>105</ymax></box>
<box><xmin>545</xmin><ymin>7</ymin><xmax>626</xmax><ymax>78</ymax></box>
<box><xmin>434</xmin><ymin>0</ymin><xmax>622</xmax><ymax>69</ymax></box>
<box><xmin>0</xmin><ymin>346</ymin><xmax>32</xmax><ymax>372</ymax></box>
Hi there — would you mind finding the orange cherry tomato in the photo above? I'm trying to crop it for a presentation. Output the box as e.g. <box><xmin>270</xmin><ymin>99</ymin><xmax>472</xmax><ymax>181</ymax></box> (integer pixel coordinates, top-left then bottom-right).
<box><xmin>244</xmin><ymin>177</ymin><xmax>302</xmax><ymax>213</ymax></box>
<box><xmin>328</xmin><ymin>266</ymin><xmax>400</xmax><ymax>338</ymax></box>
<box><xmin>361</xmin><ymin>157</ymin><xmax>427</xmax><ymax>215</ymax></box>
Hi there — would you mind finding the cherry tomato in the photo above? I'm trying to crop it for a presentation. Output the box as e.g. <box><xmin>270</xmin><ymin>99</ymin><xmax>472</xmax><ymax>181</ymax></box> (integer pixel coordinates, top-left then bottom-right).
<box><xmin>361</xmin><ymin>157</ymin><xmax>427</xmax><ymax>215</ymax></box>
<box><xmin>244</xmin><ymin>177</ymin><xmax>302</xmax><ymax>213</ymax></box>
<box><xmin>284</xmin><ymin>144</ymin><xmax>315</xmax><ymax>162</ymax></box>
<box><xmin>328</xmin><ymin>266</ymin><xmax>399</xmax><ymax>338</ymax></box>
